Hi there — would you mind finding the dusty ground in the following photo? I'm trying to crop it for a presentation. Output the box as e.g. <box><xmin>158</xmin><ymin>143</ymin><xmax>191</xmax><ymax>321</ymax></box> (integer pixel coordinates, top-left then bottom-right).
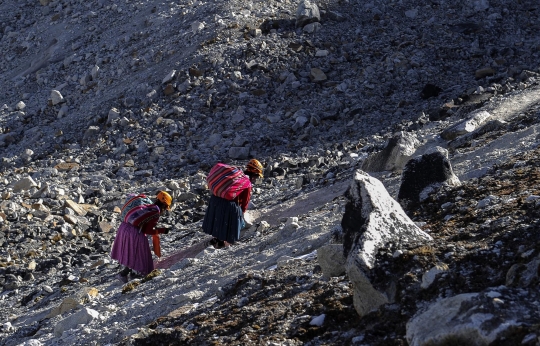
<box><xmin>127</xmin><ymin>137</ymin><xmax>540</xmax><ymax>345</ymax></box>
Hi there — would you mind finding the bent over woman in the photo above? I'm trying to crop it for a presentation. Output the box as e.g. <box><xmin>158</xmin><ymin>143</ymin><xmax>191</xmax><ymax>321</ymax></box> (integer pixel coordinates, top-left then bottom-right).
<box><xmin>111</xmin><ymin>191</ymin><xmax>172</xmax><ymax>282</ymax></box>
<box><xmin>202</xmin><ymin>159</ymin><xmax>263</xmax><ymax>248</ymax></box>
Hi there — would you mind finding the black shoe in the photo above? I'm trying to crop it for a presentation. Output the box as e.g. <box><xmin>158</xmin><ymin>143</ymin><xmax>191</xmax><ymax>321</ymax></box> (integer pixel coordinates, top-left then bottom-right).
<box><xmin>214</xmin><ymin>240</ymin><xmax>225</xmax><ymax>249</ymax></box>
<box><xmin>116</xmin><ymin>274</ymin><xmax>128</xmax><ymax>284</ymax></box>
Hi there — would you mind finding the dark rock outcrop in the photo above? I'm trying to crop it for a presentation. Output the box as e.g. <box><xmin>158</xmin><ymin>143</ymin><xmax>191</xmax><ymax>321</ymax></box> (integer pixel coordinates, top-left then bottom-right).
<box><xmin>398</xmin><ymin>147</ymin><xmax>460</xmax><ymax>207</ymax></box>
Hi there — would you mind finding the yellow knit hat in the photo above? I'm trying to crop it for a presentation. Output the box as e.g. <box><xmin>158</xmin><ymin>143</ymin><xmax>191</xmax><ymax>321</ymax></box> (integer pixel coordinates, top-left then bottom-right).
<box><xmin>246</xmin><ymin>159</ymin><xmax>264</xmax><ymax>178</ymax></box>
<box><xmin>156</xmin><ymin>191</ymin><xmax>172</xmax><ymax>209</ymax></box>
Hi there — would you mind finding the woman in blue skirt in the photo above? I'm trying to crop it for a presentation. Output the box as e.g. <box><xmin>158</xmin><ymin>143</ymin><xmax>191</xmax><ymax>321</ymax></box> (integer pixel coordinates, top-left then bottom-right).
<box><xmin>202</xmin><ymin>159</ymin><xmax>264</xmax><ymax>248</ymax></box>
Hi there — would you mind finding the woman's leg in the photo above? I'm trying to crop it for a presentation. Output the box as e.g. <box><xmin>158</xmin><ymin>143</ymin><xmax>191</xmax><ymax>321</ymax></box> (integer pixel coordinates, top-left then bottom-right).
<box><xmin>119</xmin><ymin>266</ymin><xmax>132</xmax><ymax>276</ymax></box>
<box><xmin>116</xmin><ymin>266</ymin><xmax>131</xmax><ymax>283</ymax></box>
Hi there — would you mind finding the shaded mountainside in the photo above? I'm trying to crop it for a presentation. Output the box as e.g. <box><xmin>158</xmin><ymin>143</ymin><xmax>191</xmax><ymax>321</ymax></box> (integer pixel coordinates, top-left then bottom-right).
<box><xmin>1</xmin><ymin>0</ymin><xmax>540</xmax><ymax>345</ymax></box>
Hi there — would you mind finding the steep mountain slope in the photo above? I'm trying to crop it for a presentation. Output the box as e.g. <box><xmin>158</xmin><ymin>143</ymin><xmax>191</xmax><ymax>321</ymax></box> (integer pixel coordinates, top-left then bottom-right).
<box><xmin>1</xmin><ymin>0</ymin><xmax>540</xmax><ymax>345</ymax></box>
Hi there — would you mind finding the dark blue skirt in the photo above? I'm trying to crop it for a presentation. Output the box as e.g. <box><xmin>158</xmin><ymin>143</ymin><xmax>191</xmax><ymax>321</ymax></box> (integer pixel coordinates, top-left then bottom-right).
<box><xmin>202</xmin><ymin>194</ymin><xmax>244</xmax><ymax>244</ymax></box>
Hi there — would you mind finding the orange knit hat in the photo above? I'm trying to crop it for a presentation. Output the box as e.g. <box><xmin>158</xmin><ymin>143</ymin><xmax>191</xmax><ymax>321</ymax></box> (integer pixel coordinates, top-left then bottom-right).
<box><xmin>156</xmin><ymin>191</ymin><xmax>172</xmax><ymax>209</ymax></box>
<box><xmin>246</xmin><ymin>159</ymin><xmax>264</xmax><ymax>178</ymax></box>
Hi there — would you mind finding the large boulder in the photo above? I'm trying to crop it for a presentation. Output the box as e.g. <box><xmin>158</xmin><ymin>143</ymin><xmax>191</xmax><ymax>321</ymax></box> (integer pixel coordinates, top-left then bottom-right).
<box><xmin>361</xmin><ymin>131</ymin><xmax>420</xmax><ymax>172</ymax></box>
<box><xmin>398</xmin><ymin>147</ymin><xmax>460</xmax><ymax>206</ymax></box>
<box><xmin>342</xmin><ymin>170</ymin><xmax>432</xmax><ymax>316</ymax></box>
<box><xmin>406</xmin><ymin>288</ymin><xmax>540</xmax><ymax>346</ymax></box>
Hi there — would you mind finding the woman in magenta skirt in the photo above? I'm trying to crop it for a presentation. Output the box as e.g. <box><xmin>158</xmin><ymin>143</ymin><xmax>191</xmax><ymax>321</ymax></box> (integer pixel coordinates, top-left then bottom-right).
<box><xmin>111</xmin><ymin>191</ymin><xmax>172</xmax><ymax>282</ymax></box>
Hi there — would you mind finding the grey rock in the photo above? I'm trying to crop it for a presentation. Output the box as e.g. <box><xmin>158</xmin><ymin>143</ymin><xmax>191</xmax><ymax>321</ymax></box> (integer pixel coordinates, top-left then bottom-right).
<box><xmin>292</xmin><ymin>116</ymin><xmax>308</xmax><ymax>132</ymax></box>
<box><xmin>441</xmin><ymin>110</ymin><xmax>492</xmax><ymax>141</ymax></box>
<box><xmin>50</xmin><ymin>90</ymin><xmax>65</xmax><ymax>105</ymax></box>
<box><xmin>317</xmin><ymin>244</ymin><xmax>346</xmax><ymax>278</ymax></box>
<box><xmin>448</xmin><ymin>119</ymin><xmax>506</xmax><ymax>150</ymax></box>
<box><xmin>296</xmin><ymin>0</ymin><xmax>320</xmax><ymax>28</ymax></box>
<box><xmin>398</xmin><ymin>147</ymin><xmax>460</xmax><ymax>205</ymax></box>
<box><xmin>362</xmin><ymin>132</ymin><xmax>420</xmax><ymax>172</ymax></box>
<box><xmin>91</xmin><ymin>65</ymin><xmax>100</xmax><ymax>80</ymax></box>
<box><xmin>342</xmin><ymin>170</ymin><xmax>431</xmax><ymax>316</ymax></box>
<box><xmin>228</xmin><ymin>146</ymin><xmax>250</xmax><ymax>160</ymax></box>
<box><xmin>506</xmin><ymin>254</ymin><xmax>540</xmax><ymax>288</ymax></box>
<box><xmin>54</xmin><ymin>307</ymin><xmax>100</xmax><ymax>337</ymax></box>
<box><xmin>406</xmin><ymin>288</ymin><xmax>539</xmax><ymax>346</ymax></box>
<box><xmin>107</xmin><ymin>108</ymin><xmax>120</xmax><ymax>124</ymax></box>
<box><xmin>327</xmin><ymin>11</ymin><xmax>346</xmax><ymax>22</ymax></box>
<box><xmin>310</xmin><ymin>68</ymin><xmax>327</xmax><ymax>82</ymax></box>
<box><xmin>82</xmin><ymin>126</ymin><xmax>101</xmax><ymax>146</ymax></box>
<box><xmin>15</xmin><ymin>101</ymin><xmax>26</xmax><ymax>111</ymax></box>
<box><xmin>13</xmin><ymin>177</ymin><xmax>38</xmax><ymax>192</ymax></box>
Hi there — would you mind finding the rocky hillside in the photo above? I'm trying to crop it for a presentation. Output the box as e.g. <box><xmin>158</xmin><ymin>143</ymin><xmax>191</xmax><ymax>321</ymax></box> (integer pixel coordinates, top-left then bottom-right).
<box><xmin>1</xmin><ymin>0</ymin><xmax>540</xmax><ymax>345</ymax></box>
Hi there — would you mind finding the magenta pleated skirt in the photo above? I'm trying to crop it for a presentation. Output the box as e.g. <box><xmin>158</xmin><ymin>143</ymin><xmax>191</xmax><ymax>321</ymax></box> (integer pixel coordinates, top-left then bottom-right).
<box><xmin>110</xmin><ymin>222</ymin><xmax>154</xmax><ymax>275</ymax></box>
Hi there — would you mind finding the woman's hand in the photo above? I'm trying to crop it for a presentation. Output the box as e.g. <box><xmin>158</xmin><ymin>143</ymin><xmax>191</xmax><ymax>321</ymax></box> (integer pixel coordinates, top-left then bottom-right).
<box><xmin>155</xmin><ymin>227</ymin><xmax>171</xmax><ymax>234</ymax></box>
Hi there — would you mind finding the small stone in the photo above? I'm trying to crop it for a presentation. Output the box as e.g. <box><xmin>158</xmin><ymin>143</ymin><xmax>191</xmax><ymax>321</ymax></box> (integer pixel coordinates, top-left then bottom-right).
<box><xmin>28</xmin><ymin>260</ymin><xmax>37</xmax><ymax>271</ymax></box>
<box><xmin>63</xmin><ymin>214</ymin><xmax>79</xmax><ymax>225</ymax></box>
<box><xmin>229</xmin><ymin>146</ymin><xmax>250</xmax><ymax>159</ymax></box>
<box><xmin>162</xmin><ymin>70</ymin><xmax>176</xmax><ymax>84</ymax></box>
<box><xmin>289</xmin><ymin>43</ymin><xmax>303</xmax><ymax>52</ymax></box>
<box><xmin>292</xmin><ymin>116</ymin><xmax>308</xmax><ymax>131</ymax></box>
<box><xmin>310</xmin><ymin>314</ymin><xmax>326</xmax><ymax>326</ymax></box>
<box><xmin>13</xmin><ymin>177</ymin><xmax>38</xmax><ymax>192</ymax></box>
<box><xmin>50</xmin><ymin>90</ymin><xmax>64</xmax><ymax>105</ymax></box>
<box><xmin>107</xmin><ymin>108</ymin><xmax>120</xmax><ymax>124</ymax></box>
<box><xmin>64</xmin><ymin>200</ymin><xmax>87</xmax><ymax>216</ymax></box>
<box><xmin>15</xmin><ymin>101</ymin><xmax>26</xmax><ymax>110</ymax></box>
<box><xmin>318</xmin><ymin>244</ymin><xmax>346</xmax><ymax>277</ymax></box>
<box><xmin>163</xmin><ymin>84</ymin><xmax>176</xmax><ymax>96</ymax></box>
<box><xmin>405</xmin><ymin>9</ymin><xmax>418</xmax><ymax>18</ymax></box>
<box><xmin>91</xmin><ymin>65</ymin><xmax>100</xmax><ymax>80</ymax></box>
<box><xmin>475</xmin><ymin>67</ymin><xmax>495</xmax><ymax>79</ymax></box>
<box><xmin>296</xmin><ymin>0</ymin><xmax>320</xmax><ymax>28</ymax></box>
<box><xmin>80</xmin><ymin>74</ymin><xmax>91</xmax><ymax>86</ymax></box>
<box><xmin>98</xmin><ymin>221</ymin><xmax>115</xmax><ymax>233</ymax></box>
<box><xmin>421</xmin><ymin>263</ymin><xmax>448</xmax><ymax>289</ymax></box>
<box><xmin>46</xmin><ymin>297</ymin><xmax>79</xmax><ymax>318</ymax></box>
<box><xmin>54</xmin><ymin>307</ymin><xmax>99</xmax><ymax>337</ymax></box>
<box><xmin>310</xmin><ymin>68</ymin><xmax>327</xmax><ymax>82</ymax></box>
<box><xmin>192</xmin><ymin>21</ymin><xmax>204</xmax><ymax>34</ymax></box>
<box><xmin>303</xmin><ymin>22</ymin><xmax>322</xmax><ymax>33</ymax></box>
<box><xmin>82</xmin><ymin>126</ymin><xmax>100</xmax><ymax>145</ymax></box>
<box><xmin>2</xmin><ymin>322</ymin><xmax>14</xmax><ymax>332</ymax></box>
<box><xmin>58</xmin><ymin>104</ymin><xmax>69</xmax><ymax>118</ymax></box>
<box><xmin>54</xmin><ymin>162</ymin><xmax>79</xmax><ymax>172</ymax></box>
